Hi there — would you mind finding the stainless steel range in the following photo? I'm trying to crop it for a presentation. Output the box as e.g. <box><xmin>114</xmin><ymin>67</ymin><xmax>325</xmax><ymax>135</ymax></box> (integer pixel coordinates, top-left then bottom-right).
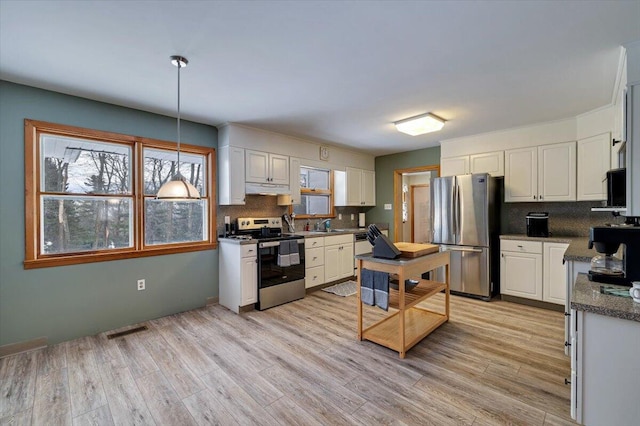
<box><xmin>235</xmin><ymin>217</ymin><xmax>305</xmax><ymax>310</ymax></box>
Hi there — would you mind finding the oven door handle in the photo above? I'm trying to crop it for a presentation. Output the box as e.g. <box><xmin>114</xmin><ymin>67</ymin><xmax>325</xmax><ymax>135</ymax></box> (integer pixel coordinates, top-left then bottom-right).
<box><xmin>259</xmin><ymin>239</ymin><xmax>303</xmax><ymax>248</ymax></box>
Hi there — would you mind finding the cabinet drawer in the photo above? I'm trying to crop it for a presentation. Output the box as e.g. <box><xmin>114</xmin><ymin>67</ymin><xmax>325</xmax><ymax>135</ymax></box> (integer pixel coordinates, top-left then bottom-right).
<box><xmin>241</xmin><ymin>244</ymin><xmax>258</xmax><ymax>258</ymax></box>
<box><xmin>306</xmin><ymin>237</ymin><xmax>325</xmax><ymax>248</ymax></box>
<box><xmin>500</xmin><ymin>240</ymin><xmax>542</xmax><ymax>254</ymax></box>
<box><xmin>325</xmin><ymin>234</ymin><xmax>354</xmax><ymax>246</ymax></box>
<box><xmin>306</xmin><ymin>247</ymin><xmax>325</xmax><ymax>268</ymax></box>
<box><xmin>305</xmin><ymin>266</ymin><xmax>325</xmax><ymax>289</ymax></box>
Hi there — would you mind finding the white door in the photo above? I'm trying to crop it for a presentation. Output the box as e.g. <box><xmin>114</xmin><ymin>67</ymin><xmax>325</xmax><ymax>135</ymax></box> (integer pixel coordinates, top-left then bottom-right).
<box><xmin>505</xmin><ymin>147</ymin><xmax>537</xmax><ymax>202</ymax></box>
<box><xmin>345</xmin><ymin>167</ymin><xmax>362</xmax><ymax>205</ymax></box>
<box><xmin>470</xmin><ymin>151</ymin><xmax>504</xmax><ymax>177</ymax></box>
<box><xmin>411</xmin><ymin>184</ymin><xmax>430</xmax><ymax>243</ymax></box>
<box><xmin>539</xmin><ymin>142</ymin><xmax>576</xmax><ymax>202</ymax></box>
<box><xmin>240</xmin><ymin>256</ymin><xmax>257</xmax><ymax>305</ymax></box>
<box><xmin>362</xmin><ymin>170</ymin><xmax>376</xmax><ymax>206</ymax></box>
<box><xmin>245</xmin><ymin>150</ymin><xmax>269</xmax><ymax>183</ymax></box>
<box><xmin>501</xmin><ymin>251</ymin><xmax>542</xmax><ymax>300</ymax></box>
<box><xmin>324</xmin><ymin>245</ymin><xmax>340</xmax><ymax>282</ymax></box>
<box><xmin>338</xmin><ymin>243</ymin><xmax>355</xmax><ymax>278</ymax></box>
<box><xmin>289</xmin><ymin>157</ymin><xmax>301</xmax><ymax>204</ymax></box>
<box><xmin>543</xmin><ymin>243</ymin><xmax>569</xmax><ymax>305</ymax></box>
<box><xmin>269</xmin><ymin>154</ymin><xmax>290</xmax><ymax>185</ymax></box>
<box><xmin>229</xmin><ymin>147</ymin><xmax>246</xmax><ymax>205</ymax></box>
<box><xmin>577</xmin><ymin>134</ymin><xmax>610</xmax><ymax>201</ymax></box>
<box><xmin>440</xmin><ymin>156</ymin><xmax>469</xmax><ymax>177</ymax></box>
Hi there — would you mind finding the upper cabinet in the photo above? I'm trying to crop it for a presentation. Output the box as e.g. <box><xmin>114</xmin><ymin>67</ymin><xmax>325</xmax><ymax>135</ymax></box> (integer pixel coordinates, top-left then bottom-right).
<box><xmin>334</xmin><ymin>167</ymin><xmax>376</xmax><ymax>206</ymax></box>
<box><xmin>218</xmin><ymin>146</ymin><xmax>246</xmax><ymax>205</ymax></box>
<box><xmin>440</xmin><ymin>151</ymin><xmax>504</xmax><ymax>177</ymax></box>
<box><xmin>245</xmin><ymin>150</ymin><xmax>289</xmax><ymax>185</ymax></box>
<box><xmin>505</xmin><ymin>142</ymin><xmax>576</xmax><ymax>202</ymax></box>
<box><xmin>577</xmin><ymin>133</ymin><xmax>611</xmax><ymax>201</ymax></box>
<box><xmin>289</xmin><ymin>157</ymin><xmax>302</xmax><ymax>205</ymax></box>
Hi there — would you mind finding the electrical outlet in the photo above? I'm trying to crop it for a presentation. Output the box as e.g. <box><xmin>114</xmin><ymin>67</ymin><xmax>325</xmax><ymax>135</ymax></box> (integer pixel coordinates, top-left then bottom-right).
<box><xmin>338</xmin><ymin>213</ymin><xmax>342</xmax><ymax>220</ymax></box>
<box><xmin>137</xmin><ymin>279</ymin><xmax>145</xmax><ymax>291</ymax></box>
<box><xmin>384</xmin><ymin>203</ymin><xmax>392</xmax><ymax>210</ymax></box>
<box><xmin>351</xmin><ymin>214</ymin><xmax>354</xmax><ymax>220</ymax></box>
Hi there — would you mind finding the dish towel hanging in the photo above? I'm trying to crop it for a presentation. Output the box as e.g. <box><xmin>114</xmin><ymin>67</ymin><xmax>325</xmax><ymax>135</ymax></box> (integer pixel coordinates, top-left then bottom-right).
<box><xmin>289</xmin><ymin>240</ymin><xmax>300</xmax><ymax>265</ymax></box>
<box><xmin>277</xmin><ymin>241</ymin><xmax>291</xmax><ymax>267</ymax></box>
<box><xmin>360</xmin><ymin>268</ymin><xmax>389</xmax><ymax>311</ymax></box>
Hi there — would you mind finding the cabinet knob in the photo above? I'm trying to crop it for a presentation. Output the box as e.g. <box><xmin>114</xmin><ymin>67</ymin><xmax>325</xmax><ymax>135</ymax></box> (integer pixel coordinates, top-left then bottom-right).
<box><xmin>533</xmin><ymin>195</ymin><xmax>537</xmax><ymax>200</ymax></box>
<box><xmin>540</xmin><ymin>195</ymin><xmax>543</xmax><ymax>200</ymax></box>
<box><xmin>247</xmin><ymin>249</ymin><xmax>254</xmax><ymax>253</ymax></box>
<box><xmin>564</xmin><ymin>341</ymin><xmax>571</xmax><ymax>347</ymax></box>
<box><xmin>564</xmin><ymin>312</ymin><xmax>571</xmax><ymax>317</ymax></box>
<box><xmin>564</xmin><ymin>378</ymin><xmax>571</xmax><ymax>385</ymax></box>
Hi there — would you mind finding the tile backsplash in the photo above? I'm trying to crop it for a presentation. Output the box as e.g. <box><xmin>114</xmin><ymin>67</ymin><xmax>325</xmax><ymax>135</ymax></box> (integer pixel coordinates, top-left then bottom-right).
<box><xmin>500</xmin><ymin>201</ymin><xmax>625</xmax><ymax>237</ymax></box>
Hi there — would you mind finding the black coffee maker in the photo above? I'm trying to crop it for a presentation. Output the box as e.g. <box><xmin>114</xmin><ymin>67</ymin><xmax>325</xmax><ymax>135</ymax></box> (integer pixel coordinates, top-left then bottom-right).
<box><xmin>588</xmin><ymin>223</ymin><xmax>640</xmax><ymax>285</ymax></box>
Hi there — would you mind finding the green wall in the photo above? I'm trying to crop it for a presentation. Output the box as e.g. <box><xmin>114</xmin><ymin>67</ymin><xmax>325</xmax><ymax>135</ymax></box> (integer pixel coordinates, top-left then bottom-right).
<box><xmin>369</xmin><ymin>146</ymin><xmax>441</xmax><ymax>241</ymax></box>
<box><xmin>0</xmin><ymin>81</ymin><xmax>218</xmax><ymax>347</ymax></box>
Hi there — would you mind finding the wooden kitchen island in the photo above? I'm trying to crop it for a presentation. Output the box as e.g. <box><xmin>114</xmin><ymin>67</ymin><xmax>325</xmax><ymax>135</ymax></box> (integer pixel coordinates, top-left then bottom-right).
<box><xmin>356</xmin><ymin>250</ymin><xmax>450</xmax><ymax>358</ymax></box>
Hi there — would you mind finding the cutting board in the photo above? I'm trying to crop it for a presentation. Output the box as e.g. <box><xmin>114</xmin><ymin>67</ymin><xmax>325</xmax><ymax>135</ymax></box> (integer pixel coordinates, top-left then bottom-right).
<box><xmin>394</xmin><ymin>242</ymin><xmax>439</xmax><ymax>258</ymax></box>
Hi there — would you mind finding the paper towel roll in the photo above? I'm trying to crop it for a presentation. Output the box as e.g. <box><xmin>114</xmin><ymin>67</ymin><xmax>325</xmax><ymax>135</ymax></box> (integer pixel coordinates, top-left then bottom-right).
<box><xmin>358</xmin><ymin>212</ymin><xmax>366</xmax><ymax>228</ymax></box>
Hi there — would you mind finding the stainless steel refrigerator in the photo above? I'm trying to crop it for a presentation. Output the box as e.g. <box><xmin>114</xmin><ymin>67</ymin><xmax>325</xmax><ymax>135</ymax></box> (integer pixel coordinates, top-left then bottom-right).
<box><xmin>431</xmin><ymin>173</ymin><xmax>498</xmax><ymax>300</ymax></box>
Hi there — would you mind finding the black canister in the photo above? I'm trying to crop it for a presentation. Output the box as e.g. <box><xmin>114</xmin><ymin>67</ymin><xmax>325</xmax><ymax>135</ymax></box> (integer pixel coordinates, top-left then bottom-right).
<box><xmin>526</xmin><ymin>212</ymin><xmax>549</xmax><ymax>237</ymax></box>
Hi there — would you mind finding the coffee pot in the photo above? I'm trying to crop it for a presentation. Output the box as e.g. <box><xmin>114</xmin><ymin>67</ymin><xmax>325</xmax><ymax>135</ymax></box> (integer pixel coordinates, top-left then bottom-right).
<box><xmin>588</xmin><ymin>223</ymin><xmax>640</xmax><ymax>285</ymax></box>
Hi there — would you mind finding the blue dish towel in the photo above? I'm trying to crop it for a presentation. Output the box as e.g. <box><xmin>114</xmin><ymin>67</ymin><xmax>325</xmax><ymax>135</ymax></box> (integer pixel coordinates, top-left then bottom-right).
<box><xmin>289</xmin><ymin>240</ymin><xmax>300</xmax><ymax>265</ymax></box>
<box><xmin>373</xmin><ymin>270</ymin><xmax>389</xmax><ymax>311</ymax></box>
<box><xmin>277</xmin><ymin>241</ymin><xmax>291</xmax><ymax>267</ymax></box>
<box><xmin>360</xmin><ymin>268</ymin><xmax>375</xmax><ymax>306</ymax></box>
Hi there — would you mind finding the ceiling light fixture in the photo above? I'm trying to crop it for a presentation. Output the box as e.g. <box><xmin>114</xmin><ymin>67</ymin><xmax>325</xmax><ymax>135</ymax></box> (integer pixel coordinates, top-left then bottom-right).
<box><xmin>156</xmin><ymin>55</ymin><xmax>201</xmax><ymax>200</ymax></box>
<box><xmin>394</xmin><ymin>112</ymin><xmax>445</xmax><ymax>136</ymax></box>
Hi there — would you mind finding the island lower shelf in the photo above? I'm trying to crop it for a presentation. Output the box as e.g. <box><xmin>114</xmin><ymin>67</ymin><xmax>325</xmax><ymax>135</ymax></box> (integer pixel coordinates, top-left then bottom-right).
<box><xmin>362</xmin><ymin>306</ymin><xmax>448</xmax><ymax>353</ymax></box>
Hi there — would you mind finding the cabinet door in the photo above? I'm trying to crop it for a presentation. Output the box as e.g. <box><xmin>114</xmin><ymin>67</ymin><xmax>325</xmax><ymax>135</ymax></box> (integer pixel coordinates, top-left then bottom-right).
<box><xmin>539</xmin><ymin>142</ymin><xmax>576</xmax><ymax>201</ymax></box>
<box><xmin>577</xmin><ymin>134</ymin><xmax>610</xmax><ymax>201</ymax></box>
<box><xmin>505</xmin><ymin>147</ymin><xmax>537</xmax><ymax>202</ymax></box>
<box><xmin>289</xmin><ymin>157</ymin><xmax>301</xmax><ymax>204</ymax></box>
<box><xmin>245</xmin><ymin>150</ymin><xmax>269</xmax><ymax>183</ymax></box>
<box><xmin>269</xmin><ymin>154</ymin><xmax>290</xmax><ymax>185</ymax></box>
<box><xmin>338</xmin><ymin>243</ymin><xmax>355</xmax><ymax>279</ymax></box>
<box><xmin>500</xmin><ymin>251</ymin><xmax>542</xmax><ymax>300</ymax></box>
<box><xmin>470</xmin><ymin>151</ymin><xmax>504</xmax><ymax>177</ymax></box>
<box><xmin>324</xmin><ymin>245</ymin><xmax>340</xmax><ymax>282</ymax></box>
<box><xmin>543</xmin><ymin>243</ymin><xmax>569</xmax><ymax>305</ymax></box>
<box><xmin>218</xmin><ymin>146</ymin><xmax>246</xmax><ymax>205</ymax></box>
<box><xmin>240</xmin><ymin>256</ymin><xmax>257</xmax><ymax>305</ymax></box>
<box><xmin>440</xmin><ymin>156</ymin><xmax>469</xmax><ymax>177</ymax></box>
<box><xmin>305</xmin><ymin>265</ymin><xmax>325</xmax><ymax>288</ymax></box>
<box><xmin>345</xmin><ymin>167</ymin><xmax>362</xmax><ymax>206</ymax></box>
<box><xmin>362</xmin><ymin>170</ymin><xmax>376</xmax><ymax>206</ymax></box>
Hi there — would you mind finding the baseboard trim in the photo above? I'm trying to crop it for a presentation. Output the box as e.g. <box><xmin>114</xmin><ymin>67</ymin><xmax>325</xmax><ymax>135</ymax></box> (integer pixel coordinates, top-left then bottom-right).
<box><xmin>206</xmin><ymin>296</ymin><xmax>219</xmax><ymax>306</ymax></box>
<box><xmin>501</xmin><ymin>295</ymin><xmax>564</xmax><ymax>312</ymax></box>
<box><xmin>0</xmin><ymin>337</ymin><xmax>47</xmax><ymax>359</ymax></box>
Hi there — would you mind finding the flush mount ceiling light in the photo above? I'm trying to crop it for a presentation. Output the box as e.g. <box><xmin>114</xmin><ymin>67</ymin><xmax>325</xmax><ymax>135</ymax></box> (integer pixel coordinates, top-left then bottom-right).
<box><xmin>156</xmin><ymin>55</ymin><xmax>201</xmax><ymax>201</ymax></box>
<box><xmin>394</xmin><ymin>113</ymin><xmax>446</xmax><ymax>136</ymax></box>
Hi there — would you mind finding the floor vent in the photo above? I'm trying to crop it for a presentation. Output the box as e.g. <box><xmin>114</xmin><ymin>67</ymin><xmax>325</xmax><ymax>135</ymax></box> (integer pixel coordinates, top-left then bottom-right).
<box><xmin>106</xmin><ymin>325</ymin><xmax>148</xmax><ymax>339</ymax></box>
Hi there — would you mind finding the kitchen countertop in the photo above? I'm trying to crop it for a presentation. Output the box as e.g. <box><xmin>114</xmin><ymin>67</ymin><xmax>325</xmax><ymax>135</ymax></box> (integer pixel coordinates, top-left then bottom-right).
<box><xmin>571</xmin><ymin>273</ymin><xmax>640</xmax><ymax>322</ymax></box>
<box><xmin>218</xmin><ymin>237</ymin><xmax>257</xmax><ymax>245</ymax></box>
<box><xmin>499</xmin><ymin>234</ymin><xmax>595</xmax><ymax>262</ymax></box>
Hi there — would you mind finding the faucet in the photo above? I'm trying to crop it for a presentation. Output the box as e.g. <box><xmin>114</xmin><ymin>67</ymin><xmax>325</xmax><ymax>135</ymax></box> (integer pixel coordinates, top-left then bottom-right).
<box><xmin>315</xmin><ymin>218</ymin><xmax>331</xmax><ymax>231</ymax></box>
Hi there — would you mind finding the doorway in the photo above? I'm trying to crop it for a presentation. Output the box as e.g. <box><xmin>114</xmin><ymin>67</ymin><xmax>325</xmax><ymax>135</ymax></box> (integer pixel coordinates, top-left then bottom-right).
<box><xmin>393</xmin><ymin>165</ymin><xmax>440</xmax><ymax>242</ymax></box>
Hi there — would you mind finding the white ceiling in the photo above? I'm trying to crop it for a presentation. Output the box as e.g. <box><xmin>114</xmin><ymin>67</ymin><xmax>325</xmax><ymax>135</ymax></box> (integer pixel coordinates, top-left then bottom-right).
<box><xmin>1</xmin><ymin>1</ymin><xmax>639</xmax><ymax>156</ymax></box>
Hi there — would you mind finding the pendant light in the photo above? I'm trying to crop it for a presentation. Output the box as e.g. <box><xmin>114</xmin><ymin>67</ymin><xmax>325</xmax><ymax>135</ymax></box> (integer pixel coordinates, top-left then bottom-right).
<box><xmin>156</xmin><ymin>55</ymin><xmax>201</xmax><ymax>200</ymax></box>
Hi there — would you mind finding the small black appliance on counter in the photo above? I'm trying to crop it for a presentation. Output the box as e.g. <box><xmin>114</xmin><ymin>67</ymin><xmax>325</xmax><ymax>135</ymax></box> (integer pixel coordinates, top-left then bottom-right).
<box><xmin>606</xmin><ymin>168</ymin><xmax>626</xmax><ymax>207</ymax></box>
<box><xmin>526</xmin><ymin>212</ymin><xmax>549</xmax><ymax>237</ymax></box>
<box><xmin>588</xmin><ymin>223</ymin><xmax>640</xmax><ymax>286</ymax></box>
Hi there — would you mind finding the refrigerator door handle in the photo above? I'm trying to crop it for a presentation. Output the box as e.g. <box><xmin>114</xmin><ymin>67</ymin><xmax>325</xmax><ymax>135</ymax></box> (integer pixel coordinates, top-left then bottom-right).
<box><xmin>452</xmin><ymin>182</ymin><xmax>459</xmax><ymax>239</ymax></box>
<box><xmin>442</xmin><ymin>246</ymin><xmax>484</xmax><ymax>253</ymax></box>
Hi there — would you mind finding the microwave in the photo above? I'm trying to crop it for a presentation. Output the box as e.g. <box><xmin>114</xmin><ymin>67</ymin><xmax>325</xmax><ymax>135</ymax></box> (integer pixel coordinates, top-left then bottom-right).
<box><xmin>606</xmin><ymin>168</ymin><xmax>626</xmax><ymax>207</ymax></box>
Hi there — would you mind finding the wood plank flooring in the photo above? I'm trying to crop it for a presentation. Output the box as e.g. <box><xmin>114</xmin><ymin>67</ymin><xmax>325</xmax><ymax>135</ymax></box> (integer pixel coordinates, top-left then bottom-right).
<box><xmin>0</xmin><ymin>291</ymin><xmax>576</xmax><ymax>425</ymax></box>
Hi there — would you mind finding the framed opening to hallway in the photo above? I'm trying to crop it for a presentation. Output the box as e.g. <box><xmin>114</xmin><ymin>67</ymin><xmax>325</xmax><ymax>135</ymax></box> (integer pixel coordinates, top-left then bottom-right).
<box><xmin>393</xmin><ymin>165</ymin><xmax>440</xmax><ymax>242</ymax></box>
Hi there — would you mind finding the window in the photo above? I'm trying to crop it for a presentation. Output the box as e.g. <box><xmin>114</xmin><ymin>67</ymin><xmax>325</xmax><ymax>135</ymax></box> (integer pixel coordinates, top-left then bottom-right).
<box><xmin>292</xmin><ymin>166</ymin><xmax>333</xmax><ymax>217</ymax></box>
<box><xmin>24</xmin><ymin>119</ymin><xmax>216</xmax><ymax>268</ymax></box>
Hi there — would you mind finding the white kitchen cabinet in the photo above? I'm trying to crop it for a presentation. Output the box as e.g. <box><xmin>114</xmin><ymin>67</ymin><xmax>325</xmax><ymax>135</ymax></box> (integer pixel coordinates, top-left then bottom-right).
<box><xmin>564</xmin><ymin>260</ymin><xmax>590</xmax><ymax>355</ymax></box>
<box><xmin>305</xmin><ymin>237</ymin><xmax>325</xmax><ymax>289</ymax></box>
<box><xmin>324</xmin><ymin>234</ymin><xmax>355</xmax><ymax>282</ymax></box>
<box><xmin>577</xmin><ymin>133</ymin><xmax>611</xmax><ymax>201</ymax></box>
<box><xmin>500</xmin><ymin>240</ymin><xmax>543</xmax><ymax>300</ymax></box>
<box><xmin>505</xmin><ymin>142</ymin><xmax>576</xmax><ymax>202</ymax></box>
<box><xmin>334</xmin><ymin>167</ymin><xmax>376</xmax><ymax>206</ymax></box>
<box><xmin>219</xmin><ymin>241</ymin><xmax>257</xmax><ymax>313</ymax></box>
<box><xmin>441</xmin><ymin>151</ymin><xmax>504</xmax><ymax>177</ymax></box>
<box><xmin>245</xmin><ymin>150</ymin><xmax>289</xmax><ymax>185</ymax></box>
<box><xmin>571</xmin><ymin>309</ymin><xmax>640</xmax><ymax>425</ymax></box>
<box><xmin>440</xmin><ymin>156</ymin><xmax>469</xmax><ymax>177</ymax></box>
<box><xmin>218</xmin><ymin>146</ymin><xmax>246</xmax><ymax>205</ymax></box>
<box><xmin>542</xmin><ymin>242</ymin><xmax>569</xmax><ymax>305</ymax></box>
<box><xmin>289</xmin><ymin>157</ymin><xmax>301</xmax><ymax>204</ymax></box>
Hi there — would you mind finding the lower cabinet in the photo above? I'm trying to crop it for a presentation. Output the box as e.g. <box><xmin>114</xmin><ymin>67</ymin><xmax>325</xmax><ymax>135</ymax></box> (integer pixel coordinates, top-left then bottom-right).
<box><xmin>219</xmin><ymin>241</ymin><xmax>257</xmax><ymax>313</ymax></box>
<box><xmin>500</xmin><ymin>239</ymin><xmax>568</xmax><ymax>304</ymax></box>
<box><xmin>324</xmin><ymin>234</ymin><xmax>355</xmax><ymax>283</ymax></box>
<box><xmin>564</xmin><ymin>260</ymin><xmax>590</xmax><ymax>355</ymax></box>
<box><xmin>305</xmin><ymin>237</ymin><xmax>325</xmax><ymax>289</ymax></box>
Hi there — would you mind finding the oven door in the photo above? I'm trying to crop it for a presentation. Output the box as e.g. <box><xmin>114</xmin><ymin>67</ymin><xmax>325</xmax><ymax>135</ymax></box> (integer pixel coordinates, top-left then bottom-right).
<box><xmin>258</xmin><ymin>240</ymin><xmax>305</xmax><ymax>288</ymax></box>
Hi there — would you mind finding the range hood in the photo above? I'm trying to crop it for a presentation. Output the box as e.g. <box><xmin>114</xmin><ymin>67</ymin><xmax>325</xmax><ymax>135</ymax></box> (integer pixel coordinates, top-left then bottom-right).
<box><xmin>245</xmin><ymin>183</ymin><xmax>291</xmax><ymax>196</ymax></box>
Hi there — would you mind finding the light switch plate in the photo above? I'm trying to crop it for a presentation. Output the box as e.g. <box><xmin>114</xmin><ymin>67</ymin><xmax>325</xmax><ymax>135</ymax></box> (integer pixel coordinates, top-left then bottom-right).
<box><xmin>384</xmin><ymin>204</ymin><xmax>392</xmax><ymax>210</ymax></box>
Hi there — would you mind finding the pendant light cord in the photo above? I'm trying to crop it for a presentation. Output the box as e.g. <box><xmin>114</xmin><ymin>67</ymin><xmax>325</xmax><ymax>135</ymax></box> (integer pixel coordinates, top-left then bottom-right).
<box><xmin>176</xmin><ymin>59</ymin><xmax>182</xmax><ymax>173</ymax></box>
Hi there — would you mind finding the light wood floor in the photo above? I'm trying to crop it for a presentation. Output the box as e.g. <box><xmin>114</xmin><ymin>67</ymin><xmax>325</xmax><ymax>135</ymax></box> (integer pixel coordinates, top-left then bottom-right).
<box><xmin>0</xmin><ymin>291</ymin><xmax>576</xmax><ymax>425</ymax></box>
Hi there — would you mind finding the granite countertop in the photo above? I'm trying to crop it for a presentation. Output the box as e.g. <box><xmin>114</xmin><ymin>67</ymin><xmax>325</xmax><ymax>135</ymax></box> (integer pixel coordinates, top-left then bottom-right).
<box><xmin>571</xmin><ymin>273</ymin><xmax>640</xmax><ymax>322</ymax></box>
<box><xmin>499</xmin><ymin>234</ymin><xmax>595</xmax><ymax>262</ymax></box>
